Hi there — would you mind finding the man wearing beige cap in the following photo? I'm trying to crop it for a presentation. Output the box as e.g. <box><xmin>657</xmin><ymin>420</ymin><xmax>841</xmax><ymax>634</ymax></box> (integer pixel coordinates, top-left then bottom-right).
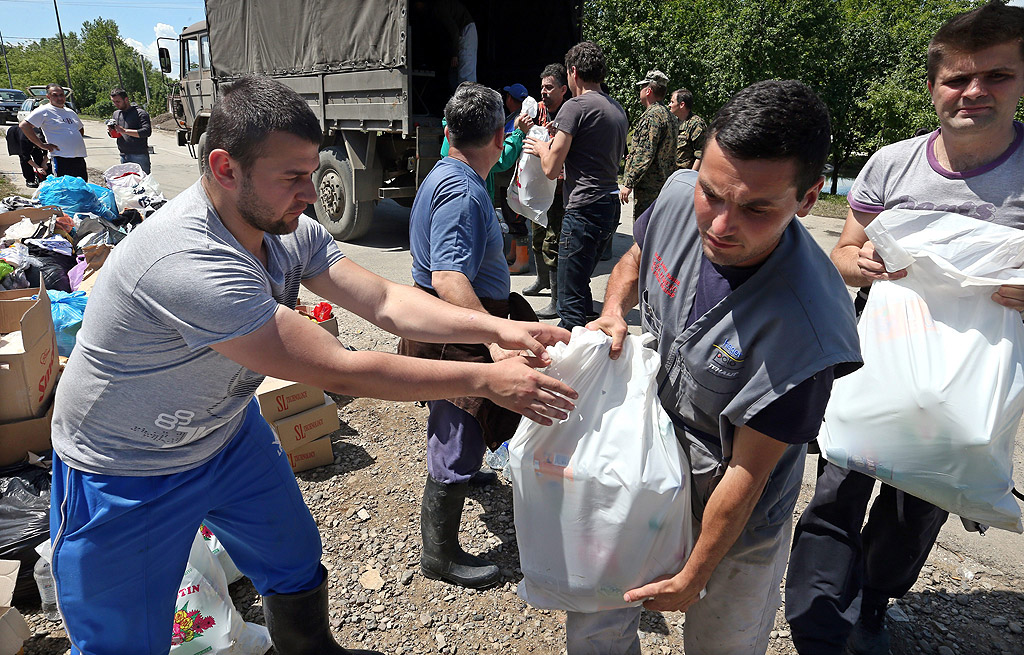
<box><xmin>620</xmin><ymin>69</ymin><xmax>677</xmax><ymax>217</ymax></box>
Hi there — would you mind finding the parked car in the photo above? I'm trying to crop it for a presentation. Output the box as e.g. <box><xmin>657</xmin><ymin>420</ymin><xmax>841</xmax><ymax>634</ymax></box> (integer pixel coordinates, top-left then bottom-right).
<box><xmin>0</xmin><ymin>88</ymin><xmax>27</xmax><ymax>124</ymax></box>
<box><xmin>16</xmin><ymin>86</ymin><xmax>76</xmax><ymax>123</ymax></box>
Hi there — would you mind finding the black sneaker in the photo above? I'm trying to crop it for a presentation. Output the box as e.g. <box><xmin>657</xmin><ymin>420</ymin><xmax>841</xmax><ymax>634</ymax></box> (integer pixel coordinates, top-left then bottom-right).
<box><xmin>844</xmin><ymin>617</ymin><xmax>891</xmax><ymax>655</ymax></box>
<box><xmin>26</xmin><ymin>180</ymin><xmax>39</xmax><ymax>188</ymax></box>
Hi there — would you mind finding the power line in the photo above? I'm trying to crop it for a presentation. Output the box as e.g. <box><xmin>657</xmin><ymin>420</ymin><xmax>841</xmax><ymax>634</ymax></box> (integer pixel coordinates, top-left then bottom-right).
<box><xmin>0</xmin><ymin>0</ymin><xmax>201</xmax><ymax>7</ymax></box>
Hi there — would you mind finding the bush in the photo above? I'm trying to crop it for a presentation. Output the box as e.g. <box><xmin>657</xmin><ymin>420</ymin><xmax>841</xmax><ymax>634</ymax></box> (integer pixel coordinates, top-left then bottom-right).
<box><xmin>82</xmin><ymin>98</ymin><xmax>115</xmax><ymax>118</ymax></box>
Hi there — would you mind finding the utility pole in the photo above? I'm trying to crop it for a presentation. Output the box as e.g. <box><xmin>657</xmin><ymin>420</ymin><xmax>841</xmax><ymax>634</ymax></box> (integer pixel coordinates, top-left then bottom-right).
<box><xmin>138</xmin><ymin>53</ymin><xmax>151</xmax><ymax>106</ymax></box>
<box><xmin>52</xmin><ymin>0</ymin><xmax>72</xmax><ymax>90</ymax></box>
<box><xmin>0</xmin><ymin>28</ymin><xmax>13</xmax><ymax>89</ymax></box>
<box><xmin>108</xmin><ymin>36</ymin><xmax>123</xmax><ymax>89</ymax></box>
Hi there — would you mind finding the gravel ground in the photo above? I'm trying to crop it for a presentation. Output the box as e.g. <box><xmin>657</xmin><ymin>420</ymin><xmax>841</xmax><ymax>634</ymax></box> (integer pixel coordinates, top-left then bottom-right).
<box><xmin>16</xmin><ymin>302</ymin><xmax>1024</xmax><ymax>655</ymax></box>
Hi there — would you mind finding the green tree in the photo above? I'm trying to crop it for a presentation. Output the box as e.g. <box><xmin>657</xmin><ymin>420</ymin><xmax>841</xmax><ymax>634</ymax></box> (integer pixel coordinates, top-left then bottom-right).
<box><xmin>2</xmin><ymin>18</ymin><xmax>172</xmax><ymax>117</ymax></box>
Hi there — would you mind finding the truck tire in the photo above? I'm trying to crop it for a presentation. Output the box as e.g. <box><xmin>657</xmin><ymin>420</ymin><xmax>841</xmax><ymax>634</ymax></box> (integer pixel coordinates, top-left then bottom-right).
<box><xmin>313</xmin><ymin>147</ymin><xmax>374</xmax><ymax>241</ymax></box>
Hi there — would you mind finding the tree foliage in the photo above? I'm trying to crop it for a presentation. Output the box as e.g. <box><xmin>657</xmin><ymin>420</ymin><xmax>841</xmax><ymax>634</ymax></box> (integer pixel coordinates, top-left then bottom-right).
<box><xmin>0</xmin><ymin>18</ymin><xmax>172</xmax><ymax>117</ymax></box>
<box><xmin>584</xmin><ymin>0</ymin><xmax>982</xmax><ymax>191</ymax></box>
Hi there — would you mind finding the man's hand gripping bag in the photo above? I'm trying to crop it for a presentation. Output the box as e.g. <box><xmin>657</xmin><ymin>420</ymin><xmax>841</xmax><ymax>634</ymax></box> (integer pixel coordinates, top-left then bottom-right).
<box><xmin>818</xmin><ymin>209</ymin><xmax>1024</xmax><ymax>532</ymax></box>
<box><xmin>509</xmin><ymin>327</ymin><xmax>693</xmax><ymax>612</ymax></box>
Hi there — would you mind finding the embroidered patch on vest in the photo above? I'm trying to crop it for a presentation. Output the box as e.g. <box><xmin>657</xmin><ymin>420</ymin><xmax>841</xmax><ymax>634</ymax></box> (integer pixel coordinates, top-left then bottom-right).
<box><xmin>651</xmin><ymin>252</ymin><xmax>680</xmax><ymax>297</ymax></box>
<box><xmin>708</xmin><ymin>338</ymin><xmax>744</xmax><ymax>379</ymax></box>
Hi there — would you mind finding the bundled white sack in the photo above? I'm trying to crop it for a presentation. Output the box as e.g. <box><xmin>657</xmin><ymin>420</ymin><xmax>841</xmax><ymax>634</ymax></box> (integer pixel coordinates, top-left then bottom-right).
<box><xmin>170</xmin><ymin>528</ymin><xmax>271</xmax><ymax>655</ymax></box>
<box><xmin>818</xmin><ymin>209</ymin><xmax>1024</xmax><ymax>533</ymax></box>
<box><xmin>510</xmin><ymin>327</ymin><xmax>693</xmax><ymax>612</ymax></box>
<box><xmin>507</xmin><ymin>125</ymin><xmax>557</xmax><ymax>227</ymax></box>
<box><xmin>103</xmin><ymin>162</ymin><xmax>166</xmax><ymax>216</ymax></box>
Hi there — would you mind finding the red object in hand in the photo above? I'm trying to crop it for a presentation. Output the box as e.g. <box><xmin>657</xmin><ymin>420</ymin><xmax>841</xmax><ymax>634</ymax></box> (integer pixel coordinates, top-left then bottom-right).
<box><xmin>312</xmin><ymin>302</ymin><xmax>333</xmax><ymax>321</ymax></box>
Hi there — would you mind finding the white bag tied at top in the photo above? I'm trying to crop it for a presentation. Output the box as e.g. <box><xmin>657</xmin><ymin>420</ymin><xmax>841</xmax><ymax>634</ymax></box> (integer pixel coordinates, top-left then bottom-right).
<box><xmin>818</xmin><ymin>209</ymin><xmax>1024</xmax><ymax>533</ymax></box>
<box><xmin>510</xmin><ymin>327</ymin><xmax>693</xmax><ymax>612</ymax></box>
<box><xmin>506</xmin><ymin>125</ymin><xmax>557</xmax><ymax>227</ymax></box>
<box><xmin>103</xmin><ymin>162</ymin><xmax>166</xmax><ymax>216</ymax></box>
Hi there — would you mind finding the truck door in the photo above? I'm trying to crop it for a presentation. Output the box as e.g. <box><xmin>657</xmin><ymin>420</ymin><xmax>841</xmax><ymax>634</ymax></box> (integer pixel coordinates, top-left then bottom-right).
<box><xmin>180</xmin><ymin>32</ymin><xmax>215</xmax><ymax>126</ymax></box>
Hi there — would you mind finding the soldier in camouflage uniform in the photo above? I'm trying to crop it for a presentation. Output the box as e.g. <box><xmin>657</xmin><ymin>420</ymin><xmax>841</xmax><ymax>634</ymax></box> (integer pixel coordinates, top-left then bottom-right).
<box><xmin>620</xmin><ymin>70</ymin><xmax>677</xmax><ymax>218</ymax></box>
<box><xmin>670</xmin><ymin>87</ymin><xmax>707</xmax><ymax>171</ymax></box>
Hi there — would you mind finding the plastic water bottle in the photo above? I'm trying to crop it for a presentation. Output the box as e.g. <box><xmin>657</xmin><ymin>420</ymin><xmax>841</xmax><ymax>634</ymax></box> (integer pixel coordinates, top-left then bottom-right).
<box><xmin>485</xmin><ymin>441</ymin><xmax>510</xmax><ymax>473</ymax></box>
<box><xmin>33</xmin><ymin>556</ymin><xmax>61</xmax><ymax>622</ymax></box>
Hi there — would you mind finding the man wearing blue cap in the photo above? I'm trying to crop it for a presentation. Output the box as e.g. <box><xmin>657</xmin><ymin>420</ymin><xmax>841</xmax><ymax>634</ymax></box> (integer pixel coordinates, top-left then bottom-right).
<box><xmin>503</xmin><ymin>83</ymin><xmax>529</xmax><ymax>134</ymax></box>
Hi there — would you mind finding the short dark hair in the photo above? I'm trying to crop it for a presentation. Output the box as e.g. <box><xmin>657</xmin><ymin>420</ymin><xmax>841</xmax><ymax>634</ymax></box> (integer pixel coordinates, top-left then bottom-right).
<box><xmin>927</xmin><ymin>1</ymin><xmax>1024</xmax><ymax>84</ymax></box>
<box><xmin>672</xmin><ymin>88</ymin><xmax>693</xmax><ymax>108</ymax></box>
<box><xmin>540</xmin><ymin>63</ymin><xmax>568</xmax><ymax>88</ymax></box>
<box><xmin>110</xmin><ymin>88</ymin><xmax>128</xmax><ymax>99</ymax></box>
<box><xmin>444</xmin><ymin>82</ymin><xmax>504</xmax><ymax>149</ymax></box>
<box><xmin>564</xmin><ymin>41</ymin><xmax>606</xmax><ymax>84</ymax></box>
<box><xmin>45</xmin><ymin>83</ymin><xmax>63</xmax><ymax>94</ymax></box>
<box><xmin>645</xmin><ymin>82</ymin><xmax>667</xmax><ymax>101</ymax></box>
<box><xmin>709</xmin><ymin>80</ymin><xmax>831</xmax><ymax>197</ymax></box>
<box><xmin>203</xmin><ymin>75</ymin><xmax>322</xmax><ymax>176</ymax></box>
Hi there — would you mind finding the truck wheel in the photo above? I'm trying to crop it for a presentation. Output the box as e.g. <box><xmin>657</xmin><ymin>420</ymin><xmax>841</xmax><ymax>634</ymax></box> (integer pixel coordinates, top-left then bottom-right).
<box><xmin>313</xmin><ymin>148</ymin><xmax>374</xmax><ymax>241</ymax></box>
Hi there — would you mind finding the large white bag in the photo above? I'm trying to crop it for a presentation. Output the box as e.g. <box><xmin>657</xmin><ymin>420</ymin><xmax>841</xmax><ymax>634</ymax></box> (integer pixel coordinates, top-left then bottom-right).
<box><xmin>506</xmin><ymin>125</ymin><xmax>557</xmax><ymax>226</ymax></box>
<box><xmin>103</xmin><ymin>163</ymin><xmax>166</xmax><ymax>216</ymax></box>
<box><xmin>510</xmin><ymin>327</ymin><xmax>693</xmax><ymax>612</ymax></box>
<box><xmin>171</xmin><ymin>528</ymin><xmax>272</xmax><ymax>654</ymax></box>
<box><xmin>818</xmin><ymin>209</ymin><xmax>1024</xmax><ymax>533</ymax></box>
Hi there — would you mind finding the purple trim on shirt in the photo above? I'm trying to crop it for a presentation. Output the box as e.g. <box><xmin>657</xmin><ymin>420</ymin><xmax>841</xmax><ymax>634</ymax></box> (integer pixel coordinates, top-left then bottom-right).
<box><xmin>927</xmin><ymin>121</ymin><xmax>1024</xmax><ymax>179</ymax></box>
<box><xmin>847</xmin><ymin>197</ymin><xmax>885</xmax><ymax>214</ymax></box>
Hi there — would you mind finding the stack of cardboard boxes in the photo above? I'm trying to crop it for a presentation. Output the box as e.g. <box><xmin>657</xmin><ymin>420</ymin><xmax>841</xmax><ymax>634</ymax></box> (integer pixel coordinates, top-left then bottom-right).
<box><xmin>0</xmin><ymin>282</ymin><xmax>58</xmax><ymax>467</ymax></box>
<box><xmin>255</xmin><ymin>377</ymin><xmax>339</xmax><ymax>473</ymax></box>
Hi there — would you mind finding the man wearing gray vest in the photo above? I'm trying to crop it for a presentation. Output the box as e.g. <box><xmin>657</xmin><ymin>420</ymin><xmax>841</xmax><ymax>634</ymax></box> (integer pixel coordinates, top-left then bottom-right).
<box><xmin>786</xmin><ymin>3</ymin><xmax>1024</xmax><ymax>654</ymax></box>
<box><xmin>584</xmin><ymin>80</ymin><xmax>862</xmax><ymax>655</ymax></box>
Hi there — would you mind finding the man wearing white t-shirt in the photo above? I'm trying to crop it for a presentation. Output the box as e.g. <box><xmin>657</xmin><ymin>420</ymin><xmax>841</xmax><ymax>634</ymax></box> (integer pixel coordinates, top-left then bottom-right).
<box><xmin>19</xmin><ymin>82</ymin><xmax>88</xmax><ymax>181</ymax></box>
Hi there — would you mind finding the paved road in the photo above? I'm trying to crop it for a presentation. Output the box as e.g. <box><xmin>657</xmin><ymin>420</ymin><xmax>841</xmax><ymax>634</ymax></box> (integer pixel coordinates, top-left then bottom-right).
<box><xmin>3</xmin><ymin>120</ymin><xmax>1021</xmax><ymax>577</ymax></box>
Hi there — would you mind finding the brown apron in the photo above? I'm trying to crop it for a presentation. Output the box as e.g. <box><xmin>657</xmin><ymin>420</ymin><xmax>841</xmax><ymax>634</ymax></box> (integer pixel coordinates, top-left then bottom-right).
<box><xmin>398</xmin><ymin>286</ymin><xmax>538</xmax><ymax>450</ymax></box>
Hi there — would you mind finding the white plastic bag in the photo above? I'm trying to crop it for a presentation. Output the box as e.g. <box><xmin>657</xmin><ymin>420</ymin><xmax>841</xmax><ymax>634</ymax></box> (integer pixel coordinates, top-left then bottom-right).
<box><xmin>199</xmin><ymin>523</ymin><xmax>244</xmax><ymax>584</ymax></box>
<box><xmin>103</xmin><ymin>163</ymin><xmax>166</xmax><ymax>216</ymax></box>
<box><xmin>170</xmin><ymin>529</ymin><xmax>271</xmax><ymax>654</ymax></box>
<box><xmin>507</xmin><ymin>125</ymin><xmax>557</xmax><ymax>226</ymax></box>
<box><xmin>510</xmin><ymin>327</ymin><xmax>693</xmax><ymax>612</ymax></box>
<box><xmin>818</xmin><ymin>209</ymin><xmax>1024</xmax><ymax>533</ymax></box>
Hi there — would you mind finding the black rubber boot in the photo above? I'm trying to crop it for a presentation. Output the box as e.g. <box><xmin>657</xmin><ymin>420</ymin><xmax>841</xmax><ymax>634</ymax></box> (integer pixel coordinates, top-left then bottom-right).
<box><xmin>844</xmin><ymin>594</ymin><xmax>891</xmax><ymax>655</ymax></box>
<box><xmin>523</xmin><ymin>258</ymin><xmax>549</xmax><ymax>295</ymax></box>
<box><xmin>468</xmin><ymin>465</ymin><xmax>498</xmax><ymax>486</ymax></box>
<box><xmin>420</xmin><ymin>476</ymin><xmax>500</xmax><ymax>589</ymax></box>
<box><xmin>534</xmin><ymin>269</ymin><xmax>559</xmax><ymax>319</ymax></box>
<box><xmin>263</xmin><ymin>565</ymin><xmax>382</xmax><ymax>655</ymax></box>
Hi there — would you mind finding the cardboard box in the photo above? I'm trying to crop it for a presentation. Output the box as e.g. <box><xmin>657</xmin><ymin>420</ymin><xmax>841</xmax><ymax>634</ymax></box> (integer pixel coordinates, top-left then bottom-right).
<box><xmin>255</xmin><ymin>376</ymin><xmax>325</xmax><ymax>423</ymax></box>
<box><xmin>0</xmin><ymin>206</ymin><xmax>64</xmax><ymax>238</ymax></box>
<box><xmin>0</xmin><ymin>283</ymin><xmax>58</xmax><ymax>423</ymax></box>
<box><xmin>0</xmin><ymin>560</ymin><xmax>31</xmax><ymax>655</ymax></box>
<box><xmin>0</xmin><ymin>399</ymin><xmax>52</xmax><ymax>467</ymax></box>
<box><xmin>286</xmin><ymin>434</ymin><xmax>334</xmax><ymax>473</ymax></box>
<box><xmin>272</xmin><ymin>395</ymin><xmax>339</xmax><ymax>453</ymax></box>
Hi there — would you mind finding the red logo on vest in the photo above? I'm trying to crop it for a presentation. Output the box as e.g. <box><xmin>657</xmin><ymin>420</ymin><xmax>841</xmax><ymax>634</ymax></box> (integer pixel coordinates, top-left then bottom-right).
<box><xmin>651</xmin><ymin>253</ymin><xmax>679</xmax><ymax>298</ymax></box>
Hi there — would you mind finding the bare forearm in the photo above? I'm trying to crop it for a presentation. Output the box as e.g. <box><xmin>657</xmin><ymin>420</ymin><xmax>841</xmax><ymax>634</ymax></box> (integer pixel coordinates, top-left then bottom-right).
<box><xmin>19</xmin><ymin>123</ymin><xmax>46</xmax><ymax>149</ymax></box>
<box><xmin>679</xmin><ymin>466</ymin><xmax>764</xmax><ymax>585</ymax></box>
<box><xmin>371</xmin><ymin>281</ymin><xmax>502</xmax><ymax>344</ymax></box>
<box><xmin>602</xmin><ymin>246</ymin><xmax>641</xmax><ymax>318</ymax></box>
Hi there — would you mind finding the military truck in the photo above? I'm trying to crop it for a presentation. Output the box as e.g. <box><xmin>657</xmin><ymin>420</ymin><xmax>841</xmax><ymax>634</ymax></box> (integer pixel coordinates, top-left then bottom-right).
<box><xmin>161</xmin><ymin>0</ymin><xmax>582</xmax><ymax>241</ymax></box>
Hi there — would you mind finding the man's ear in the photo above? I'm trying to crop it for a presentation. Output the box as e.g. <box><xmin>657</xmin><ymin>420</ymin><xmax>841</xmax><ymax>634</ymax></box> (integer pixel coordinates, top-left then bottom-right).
<box><xmin>206</xmin><ymin>149</ymin><xmax>242</xmax><ymax>190</ymax></box>
<box><xmin>796</xmin><ymin>176</ymin><xmax>826</xmax><ymax>217</ymax></box>
<box><xmin>493</xmin><ymin>127</ymin><xmax>505</xmax><ymax>148</ymax></box>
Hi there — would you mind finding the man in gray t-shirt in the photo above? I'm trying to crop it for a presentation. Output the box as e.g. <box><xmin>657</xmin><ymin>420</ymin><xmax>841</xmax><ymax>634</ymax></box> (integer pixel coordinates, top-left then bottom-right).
<box><xmin>49</xmin><ymin>76</ymin><xmax>575</xmax><ymax>655</ymax></box>
<box><xmin>786</xmin><ymin>4</ymin><xmax>1024</xmax><ymax>654</ymax></box>
<box><xmin>525</xmin><ymin>41</ymin><xmax>628</xmax><ymax>330</ymax></box>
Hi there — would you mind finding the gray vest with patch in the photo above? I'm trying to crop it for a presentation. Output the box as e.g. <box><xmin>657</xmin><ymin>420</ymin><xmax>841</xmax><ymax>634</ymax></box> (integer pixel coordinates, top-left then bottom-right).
<box><xmin>639</xmin><ymin>170</ymin><xmax>861</xmax><ymax>481</ymax></box>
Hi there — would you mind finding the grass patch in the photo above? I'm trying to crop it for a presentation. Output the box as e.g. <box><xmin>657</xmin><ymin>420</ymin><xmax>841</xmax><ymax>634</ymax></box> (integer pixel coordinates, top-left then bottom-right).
<box><xmin>813</xmin><ymin>193</ymin><xmax>849</xmax><ymax>219</ymax></box>
<box><xmin>0</xmin><ymin>171</ymin><xmax>18</xmax><ymax>199</ymax></box>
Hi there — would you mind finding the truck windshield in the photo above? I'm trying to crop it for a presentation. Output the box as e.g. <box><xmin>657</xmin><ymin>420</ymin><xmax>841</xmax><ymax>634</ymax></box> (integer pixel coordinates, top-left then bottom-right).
<box><xmin>200</xmin><ymin>34</ymin><xmax>211</xmax><ymax>71</ymax></box>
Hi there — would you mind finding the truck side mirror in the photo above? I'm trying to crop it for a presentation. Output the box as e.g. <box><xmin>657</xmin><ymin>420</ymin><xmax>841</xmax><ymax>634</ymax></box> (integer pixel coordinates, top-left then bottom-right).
<box><xmin>158</xmin><ymin>47</ymin><xmax>172</xmax><ymax>74</ymax></box>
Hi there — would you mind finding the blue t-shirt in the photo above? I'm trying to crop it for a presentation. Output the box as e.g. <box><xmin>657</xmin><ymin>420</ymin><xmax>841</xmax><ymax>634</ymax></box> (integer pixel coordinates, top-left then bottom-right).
<box><xmin>409</xmin><ymin>158</ymin><xmax>511</xmax><ymax>300</ymax></box>
<box><xmin>634</xmin><ymin>201</ymin><xmax>834</xmax><ymax>445</ymax></box>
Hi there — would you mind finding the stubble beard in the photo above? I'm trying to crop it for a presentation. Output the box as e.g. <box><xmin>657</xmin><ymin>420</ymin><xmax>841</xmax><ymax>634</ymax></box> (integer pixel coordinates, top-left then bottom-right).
<box><xmin>238</xmin><ymin>174</ymin><xmax>295</xmax><ymax>236</ymax></box>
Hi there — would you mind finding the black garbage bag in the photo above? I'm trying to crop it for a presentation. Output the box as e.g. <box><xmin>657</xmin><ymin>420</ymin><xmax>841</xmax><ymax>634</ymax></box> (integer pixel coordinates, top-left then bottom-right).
<box><xmin>0</xmin><ymin>461</ymin><xmax>52</xmax><ymax>606</ymax></box>
<box><xmin>25</xmin><ymin>243</ymin><xmax>75</xmax><ymax>293</ymax></box>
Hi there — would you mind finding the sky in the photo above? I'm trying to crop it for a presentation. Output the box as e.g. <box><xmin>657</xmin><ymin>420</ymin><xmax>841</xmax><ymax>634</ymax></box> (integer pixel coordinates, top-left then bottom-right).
<box><xmin>0</xmin><ymin>0</ymin><xmax>207</xmax><ymax>76</ymax></box>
